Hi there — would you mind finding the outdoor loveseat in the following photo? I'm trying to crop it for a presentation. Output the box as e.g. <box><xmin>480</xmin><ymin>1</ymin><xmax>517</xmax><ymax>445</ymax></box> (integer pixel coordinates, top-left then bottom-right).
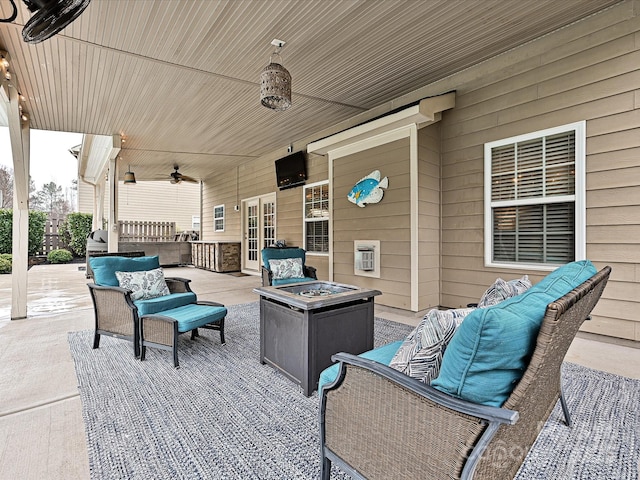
<box><xmin>319</xmin><ymin>261</ymin><xmax>611</xmax><ymax>480</ymax></box>
<box><xmin>87</xmin><ymin>255</ymin><xmax>227</xmax><ymax>367</ymax></box>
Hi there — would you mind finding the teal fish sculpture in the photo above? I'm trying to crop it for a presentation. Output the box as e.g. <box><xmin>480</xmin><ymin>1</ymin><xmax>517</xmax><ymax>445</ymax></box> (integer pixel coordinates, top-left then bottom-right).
<box><xmin>347</xmin><ymin>170</ymin><xmax>389</xmax><ymax>207</ymax></box>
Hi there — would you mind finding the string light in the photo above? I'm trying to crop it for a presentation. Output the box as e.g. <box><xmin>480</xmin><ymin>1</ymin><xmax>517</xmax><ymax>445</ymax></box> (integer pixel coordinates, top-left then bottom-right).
<box><xmin>1</xmin><ymin>50</ymin><xmax>30</xmax><ymax>125</ymax></box>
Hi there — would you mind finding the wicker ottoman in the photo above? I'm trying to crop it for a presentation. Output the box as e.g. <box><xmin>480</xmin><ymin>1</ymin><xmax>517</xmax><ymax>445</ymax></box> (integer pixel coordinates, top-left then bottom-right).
<box><xmin>140</xmin><ymin>301</ymin><xmax>227</xmax><ymax>367</ymax></box>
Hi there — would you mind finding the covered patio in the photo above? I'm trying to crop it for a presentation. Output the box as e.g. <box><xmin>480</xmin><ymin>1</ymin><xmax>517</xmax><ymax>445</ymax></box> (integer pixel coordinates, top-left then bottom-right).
<box><xmin>0</xmin><ymin>263</ymin><xmax>639</xmax><ymax>478</ymax></box>
<box><xmin>1</xmin><ymin>0</ymin><xmax>640</xmax><ymax>477</ymax></box>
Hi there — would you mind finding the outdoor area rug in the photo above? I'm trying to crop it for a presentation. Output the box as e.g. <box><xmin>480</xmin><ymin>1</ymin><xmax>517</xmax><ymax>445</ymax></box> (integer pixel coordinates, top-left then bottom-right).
<box><xmin>68</xmin><ymin>302</ymin><xmax>640</xmax><ymax>480</ymax></box>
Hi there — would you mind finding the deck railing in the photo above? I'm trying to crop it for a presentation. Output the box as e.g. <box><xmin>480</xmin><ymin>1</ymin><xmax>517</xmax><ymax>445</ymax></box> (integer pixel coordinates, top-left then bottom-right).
<box><xmin>118</xmin><ymin>221</ymin><xmax>176</xmax><ymax>242</ymax></box>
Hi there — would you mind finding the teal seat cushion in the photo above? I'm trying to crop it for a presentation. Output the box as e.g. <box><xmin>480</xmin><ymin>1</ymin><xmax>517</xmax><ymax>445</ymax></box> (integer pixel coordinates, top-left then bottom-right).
<box><xmin>432</xmin><ymin>260</ymin><xmax>597</xmax><ymax>407</ymax></box>
<box><xmin>135</xmin><ymin>292</ymin><xmax>197</xmax><ymax>316</ymax></box>
<box><xmin>318</xmin><ymin>340</ymin><xmax>404</xmax><ymax>394</ymax></box>
<box><xmin>272</xmin><ymin>276</ymin><xmax>317</xmax><ymax>286</ymax></box>
<box><xmin>91</xmin><ymin>255</ymin><xmax>160</xmax><ymax>286</ymax></box>
<box><xmin>153</xmin><ymin>304</ymin><xmax>227</xmax><ymax>333</ymax></box>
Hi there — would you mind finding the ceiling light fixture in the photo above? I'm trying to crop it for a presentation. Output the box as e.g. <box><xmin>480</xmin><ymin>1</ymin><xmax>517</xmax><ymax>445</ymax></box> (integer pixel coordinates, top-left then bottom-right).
<box><xmin>123</xmin><ymin>165</ymin><xmax>136</xmax><ymax>184</ymax></box>
<box><xmin>260</xmin><ymin>39</ymin><xmax>291</xmax><ymax>111</ymax></box>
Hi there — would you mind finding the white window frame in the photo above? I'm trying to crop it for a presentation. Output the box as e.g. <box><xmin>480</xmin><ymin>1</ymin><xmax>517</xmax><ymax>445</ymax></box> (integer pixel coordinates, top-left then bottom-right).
<box><xmin>484</xmin><ymin>121</ymin><xmax>586</xmax><ymax>271</ymax></box>
<box><xmin>213</xmin><ymin>204</ymin><xmax>225</xmax><ymax>232</ymax></box>
<box><xmin>191</xmin><ymin>215</ymin><xmax>200</xmax><ymax>231</ymax></box>
<box><xmin>303</xmin><ymin>180</ymin><xmax>330</xmax><ymax>255</ymax></box>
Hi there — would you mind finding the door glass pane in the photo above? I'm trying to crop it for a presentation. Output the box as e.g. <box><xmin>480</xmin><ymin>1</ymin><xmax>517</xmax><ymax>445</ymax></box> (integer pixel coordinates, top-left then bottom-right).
<box><xmin>248</xmin><ymin>204</ymin><xmax>258</xmax><ymax>262</ymax></box>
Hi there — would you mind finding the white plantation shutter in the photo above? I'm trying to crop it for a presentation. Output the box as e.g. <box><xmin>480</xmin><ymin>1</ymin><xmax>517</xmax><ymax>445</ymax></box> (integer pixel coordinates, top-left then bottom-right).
<box><xmin>303</xmin><ymin>181</ymin><xmax>329</xmax><ymax>253</ymax></box>
<box><xmin>485</xmin><ymin>123</ymin><xmax>585</xmax><ymax>267</ymax></box>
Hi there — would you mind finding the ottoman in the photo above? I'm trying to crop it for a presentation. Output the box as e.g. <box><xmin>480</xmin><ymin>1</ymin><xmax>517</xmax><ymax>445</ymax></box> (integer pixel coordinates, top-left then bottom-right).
<box><xmin>140</xmin><ymin>301</ymin><xmax>227</xmax><ymax>367</ymax></box>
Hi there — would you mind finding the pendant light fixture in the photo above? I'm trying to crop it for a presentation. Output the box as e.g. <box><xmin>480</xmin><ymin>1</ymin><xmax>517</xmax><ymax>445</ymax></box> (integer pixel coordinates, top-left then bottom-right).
<box><xmin>260</xmin><ymin>39</ymin><xmax>291</xmax><ymax>111</ymax></box>
<box><xmin>123</xmin><ymin>165</ymin><xmax>136</xmax><ymax>184</ymax></box>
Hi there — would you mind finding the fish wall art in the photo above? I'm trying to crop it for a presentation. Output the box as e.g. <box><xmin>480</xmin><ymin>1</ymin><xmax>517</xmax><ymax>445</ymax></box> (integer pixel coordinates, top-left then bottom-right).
<box><xmin>347</xmin><ymin>170</ymin><xmax>389</xmax><ymax>207</ymax></box>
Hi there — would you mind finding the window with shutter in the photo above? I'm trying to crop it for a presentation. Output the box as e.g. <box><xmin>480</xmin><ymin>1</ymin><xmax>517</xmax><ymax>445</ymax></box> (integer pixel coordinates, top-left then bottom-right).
<box><xmin>303</xmin><ymin>181</ymin><xmax>329</xmax><ymax>254</ymax></box>
<box><xmin>484</xmin><ymin>122</ymin><xmax>586</xmax><ymax>269</ymax></box>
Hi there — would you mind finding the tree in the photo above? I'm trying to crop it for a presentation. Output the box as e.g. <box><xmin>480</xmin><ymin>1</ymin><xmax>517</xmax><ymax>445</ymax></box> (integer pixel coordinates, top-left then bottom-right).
<box><xmin>0</xmin><ymin>165</ymin><xmax>12</xmax><ymax>208</ymax></box>
<box><xmin>32</xmin><ymin>181</ymin><xmax>71</xmax><ymax>215</ymax></box>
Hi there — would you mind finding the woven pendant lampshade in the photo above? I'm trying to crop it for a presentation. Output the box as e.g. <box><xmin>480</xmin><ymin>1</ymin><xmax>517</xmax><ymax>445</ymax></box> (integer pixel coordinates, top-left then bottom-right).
<box><xmin>260</xmin><ymin>41</ymin><xmax>291</xmax><ymax>111</ymax></box>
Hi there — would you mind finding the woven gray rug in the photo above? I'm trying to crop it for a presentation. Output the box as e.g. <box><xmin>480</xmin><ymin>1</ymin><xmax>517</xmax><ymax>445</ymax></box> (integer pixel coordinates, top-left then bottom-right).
<box><xmin>68</xmin><ymin>302</ymin><xmax>640</xmax><ymax>480</ymax></box>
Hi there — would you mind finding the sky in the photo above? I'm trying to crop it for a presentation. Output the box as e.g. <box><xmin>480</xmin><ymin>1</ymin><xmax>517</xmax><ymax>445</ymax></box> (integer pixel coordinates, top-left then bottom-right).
<box><xmin>0</xmin><ymin>127</ymin><xmax>83</xmax><ymax>189</ymax></box>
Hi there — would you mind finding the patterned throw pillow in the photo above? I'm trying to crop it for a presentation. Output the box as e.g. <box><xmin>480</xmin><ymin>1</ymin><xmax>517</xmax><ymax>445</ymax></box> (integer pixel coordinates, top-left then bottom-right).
<box><xmin>115</xmin><ymin>267</ymin><xmax>170</xmax><ymax>301</ymax></box>
<box><xmin>389</xmin><ymin>307</ymin><xmax>476</xmax><ymax>384</ymax></box>
<box><xmin>269</xmin><ymin>258</ymin><xmax>304</xmax><ymax>280</ymax></box>
<box><xmin>477</xmin><ymin>275</ymin><xmax>531</xmax><ymax>308</ymax></box>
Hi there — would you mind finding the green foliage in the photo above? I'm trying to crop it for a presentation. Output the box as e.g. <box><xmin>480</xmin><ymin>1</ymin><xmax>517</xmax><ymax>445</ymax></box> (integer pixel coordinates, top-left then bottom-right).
<box><xmin>47</xmin><ymin>248</ymin><xmax>73</xmax><ymax>264</ymax></box>
<box><xmin>28</xmin><ymin>210</ymin><xmax>47</xmax><ymax>256</ymax></box>
<box><xmin>58</xmin><ymin>218</ymin><xmax>72</xmax><ymax>248</ymax></box>
<box><xmin>0</xmin><ymin>209</ymin><xmax>47</xmax><ymax>255</ymax></box>
<box><xmin>0</xmin><ymin>256</ymin><xmax>10</xmax><ymax>274</ymax></box>
<box><xmin>66</xmin><ymin>213</ymin><xmax>93</xmax><ymax>257</ymax></box>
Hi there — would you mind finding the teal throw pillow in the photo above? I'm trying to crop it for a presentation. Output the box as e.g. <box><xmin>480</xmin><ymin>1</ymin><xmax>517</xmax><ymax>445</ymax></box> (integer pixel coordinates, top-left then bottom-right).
<box><xmin>431</xmin><ymin>260</ymin><xmax>597</xmax><ymax>407</ymax></box>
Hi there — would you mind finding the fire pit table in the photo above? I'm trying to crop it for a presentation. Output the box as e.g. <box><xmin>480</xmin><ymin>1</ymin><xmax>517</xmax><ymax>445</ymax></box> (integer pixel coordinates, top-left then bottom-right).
<box><xmin>253</xmin><ymin>281</ymin><xmax>381</xmax><ymax>396</ymax></box>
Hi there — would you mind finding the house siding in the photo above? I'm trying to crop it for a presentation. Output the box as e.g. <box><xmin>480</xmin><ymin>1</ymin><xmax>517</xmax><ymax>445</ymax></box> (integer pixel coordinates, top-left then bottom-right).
<box><xmin>201</xmin><ymin>151</ymin><xmax>330</xmax><ymax>279</ymax></box>
<box><xmin>194</xmin><ymin>2</ymin><xmax>638</xmax><ymax>341</ymax></box>
<box><xmin>332</xmin><ymin>138</ymin><xmax>412</xmax><ymax>310</ymax></box>
<box><xmin>78</xmin><ymin>180</ymin><xmax>200</xmax><ymax>232</ymax></box>
<box><xmin>418</xmin><ymin>124</ymin><xmax>441</xmax><ymax>310</ymax></box>
<box><xmin>439</xmin><ymin>7</ymin><xmax>640</xmax><ymax>340</ymax></box>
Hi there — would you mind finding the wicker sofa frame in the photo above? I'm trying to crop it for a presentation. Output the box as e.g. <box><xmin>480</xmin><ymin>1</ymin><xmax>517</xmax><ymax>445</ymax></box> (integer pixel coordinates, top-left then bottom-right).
<box><xmin>319</xmin><ymin>266</ymin><xmax>611</xmax><ymax>480</ymax></box>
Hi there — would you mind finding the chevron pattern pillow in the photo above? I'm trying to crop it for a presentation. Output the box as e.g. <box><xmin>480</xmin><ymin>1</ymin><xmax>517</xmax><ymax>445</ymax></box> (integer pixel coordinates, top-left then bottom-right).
<box><xmin>389</xmin><ymin>307</ymin><xmax>476</xmax><ymax>384</ymax></box>
<box><xmin>477</xmin><ymin>275</ymin><xmax>531</xmax><ymax>308</ymax></box>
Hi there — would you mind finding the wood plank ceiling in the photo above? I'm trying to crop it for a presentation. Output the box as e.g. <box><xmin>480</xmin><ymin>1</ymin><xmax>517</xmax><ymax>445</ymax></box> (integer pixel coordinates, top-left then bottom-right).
<box><xmin>0</xmin><ymin>0</ymin><xmax>622</xmax><ymax>182</ymax></box>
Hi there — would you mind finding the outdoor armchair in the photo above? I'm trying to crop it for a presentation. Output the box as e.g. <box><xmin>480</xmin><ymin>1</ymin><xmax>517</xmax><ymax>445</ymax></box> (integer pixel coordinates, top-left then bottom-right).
<box><xmin>261</xmin><ymin>247</ymin><xmax>317</xmax><ymax>286</ymax></box>
<box><xmin>87</xmin><ymin>255</ymin><xmax>197</xmax><ymax>358</ymax></box>
<box><xmin>319</xmin><ymin>266</ymin><xmax>611</xmax><ymax>480</ymax></box>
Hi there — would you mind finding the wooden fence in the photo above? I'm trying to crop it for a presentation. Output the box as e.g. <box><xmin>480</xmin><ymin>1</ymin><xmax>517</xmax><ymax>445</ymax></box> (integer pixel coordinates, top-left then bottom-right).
<box><xmin>118</xmin><ymin>220</ymin><xmax>176</xmax><ymax>242</ymax></box>
<box><xmin>39</xmin><ymin>214</ymin><xmax>69</xmax><ymax>255</ymax></box>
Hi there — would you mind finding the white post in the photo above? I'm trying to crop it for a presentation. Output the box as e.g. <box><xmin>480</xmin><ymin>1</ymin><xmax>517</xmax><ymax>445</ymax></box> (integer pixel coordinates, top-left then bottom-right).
<box><xmin>107</xmin><ymin>157</ymin><xmax>119</xmax><ymax>252</ymax></box>
<box><xmin>7</xmin><ymin>85</ymin><xmax>30</xmax><ymax>319</ymax></box>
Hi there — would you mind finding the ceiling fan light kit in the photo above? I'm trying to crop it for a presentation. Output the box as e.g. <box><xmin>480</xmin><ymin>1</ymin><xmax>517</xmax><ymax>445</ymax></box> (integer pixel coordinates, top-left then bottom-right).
<box><xmin>170</xmin><ymin>166</ymin><xmax>198</xmax><ymax>184</ymax></box>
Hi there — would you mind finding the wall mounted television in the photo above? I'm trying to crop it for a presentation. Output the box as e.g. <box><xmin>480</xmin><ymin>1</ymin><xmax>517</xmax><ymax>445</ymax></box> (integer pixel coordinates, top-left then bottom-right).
<box><xmin>275</xmin><ymin>151</ymin><xmax>307</xmax><ymax>190</ymax></box>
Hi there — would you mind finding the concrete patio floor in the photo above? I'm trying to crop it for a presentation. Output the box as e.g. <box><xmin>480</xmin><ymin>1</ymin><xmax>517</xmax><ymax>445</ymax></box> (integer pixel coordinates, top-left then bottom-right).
<box><xmin>0</xmin><ymin>263</ymin><xmax>638</xmax><ymax>479</ymax></box>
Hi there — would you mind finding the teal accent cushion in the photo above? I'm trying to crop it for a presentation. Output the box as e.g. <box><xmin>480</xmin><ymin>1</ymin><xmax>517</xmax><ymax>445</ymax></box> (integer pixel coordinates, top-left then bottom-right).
<box><xmin>432</xmin><ymin>260</ymin><xmax>597</xmax><ymax>407</ymax></box>
<box><xmin>154</xmin><ymin>304</ymin><xmax>227</xmax><ymax>333</ymax></box>
<box><xmin>91</xmin><ymin>256</ymin><xmax>160</xmax><ymax>286</ymax></box>
<box><xmin>272</xmin><ymin>276</ymin><xmax>317</xmax><ymax>286</ymax></box>
<box><xmin>134</xmin><ymin>292</ymin><xmax>197</xmax><ymax>316</ymax></box>
<box><xmin>318</xmin><ymin>340</ymin><xmax>404</xmax><ymax>394</ymax></box>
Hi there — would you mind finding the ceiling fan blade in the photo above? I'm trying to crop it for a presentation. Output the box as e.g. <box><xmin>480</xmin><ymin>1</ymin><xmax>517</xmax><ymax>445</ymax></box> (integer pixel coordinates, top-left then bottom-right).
<box><xmin>180</xmin><ymin>175</ymin><xmax>198</xmax><ymax>183</ymax></box>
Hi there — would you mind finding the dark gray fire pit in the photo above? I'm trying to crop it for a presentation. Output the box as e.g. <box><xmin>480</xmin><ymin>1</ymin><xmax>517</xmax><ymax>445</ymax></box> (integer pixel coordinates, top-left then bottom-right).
<box><xmin>254</xmin><ymin>281</ymin><xmax>381</xmax><ymax>396</ymax></box>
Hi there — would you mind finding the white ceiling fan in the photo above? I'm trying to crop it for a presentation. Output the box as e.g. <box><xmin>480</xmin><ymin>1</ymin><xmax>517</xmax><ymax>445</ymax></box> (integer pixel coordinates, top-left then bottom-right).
<box><xmin>170</xmin><ymin>166</ymin><xmax>198</xmax><ymax>184</ymax></box>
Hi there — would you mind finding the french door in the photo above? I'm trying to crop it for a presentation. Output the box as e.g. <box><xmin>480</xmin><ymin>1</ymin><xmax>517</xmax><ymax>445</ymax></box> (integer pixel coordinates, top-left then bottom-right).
<box><xmin>242</xmin><ymin>193</ymin><xmax>276</xmax><ymax>273</ymax></box>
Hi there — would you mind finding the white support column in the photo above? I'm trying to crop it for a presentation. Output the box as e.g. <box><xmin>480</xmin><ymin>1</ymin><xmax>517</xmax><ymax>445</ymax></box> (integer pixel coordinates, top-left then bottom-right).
<box><xmin>6</xmin><ymin>82</ymin><xmax>30</xmax><ymax>319</ymax></box>
<box><xmin>93</xmin><ymin>178</ymin><xmax>105</xmax><ymax>230</ymax></box>
<box><xmin>107</xmin><ymin>157</ymin><xmax>119</xmax><ymax>252</ymax></box>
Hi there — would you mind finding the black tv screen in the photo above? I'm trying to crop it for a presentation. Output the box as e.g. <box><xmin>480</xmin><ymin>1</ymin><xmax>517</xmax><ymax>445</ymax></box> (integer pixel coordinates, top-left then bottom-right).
<box><xmin>275</xmin><ymin>151</ymin><xmax>307</xmax><ymax>190</ymax></box>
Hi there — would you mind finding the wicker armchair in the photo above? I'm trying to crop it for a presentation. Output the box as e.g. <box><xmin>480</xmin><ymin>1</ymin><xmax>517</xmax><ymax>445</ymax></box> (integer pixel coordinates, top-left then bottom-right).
<box><xmin>88</xmin><ymin>276</ymin><xmax>194</xmax><ymax>358</ymax></box>
<box><xmin>320</xmin><ymin>266</ymin><xmax>611</xmax><ymax>480</ymax></box>
<box><xmin>261</xmin><ymin>247</ymin><xmax>317</xmax><ymax>286</ymax></box>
